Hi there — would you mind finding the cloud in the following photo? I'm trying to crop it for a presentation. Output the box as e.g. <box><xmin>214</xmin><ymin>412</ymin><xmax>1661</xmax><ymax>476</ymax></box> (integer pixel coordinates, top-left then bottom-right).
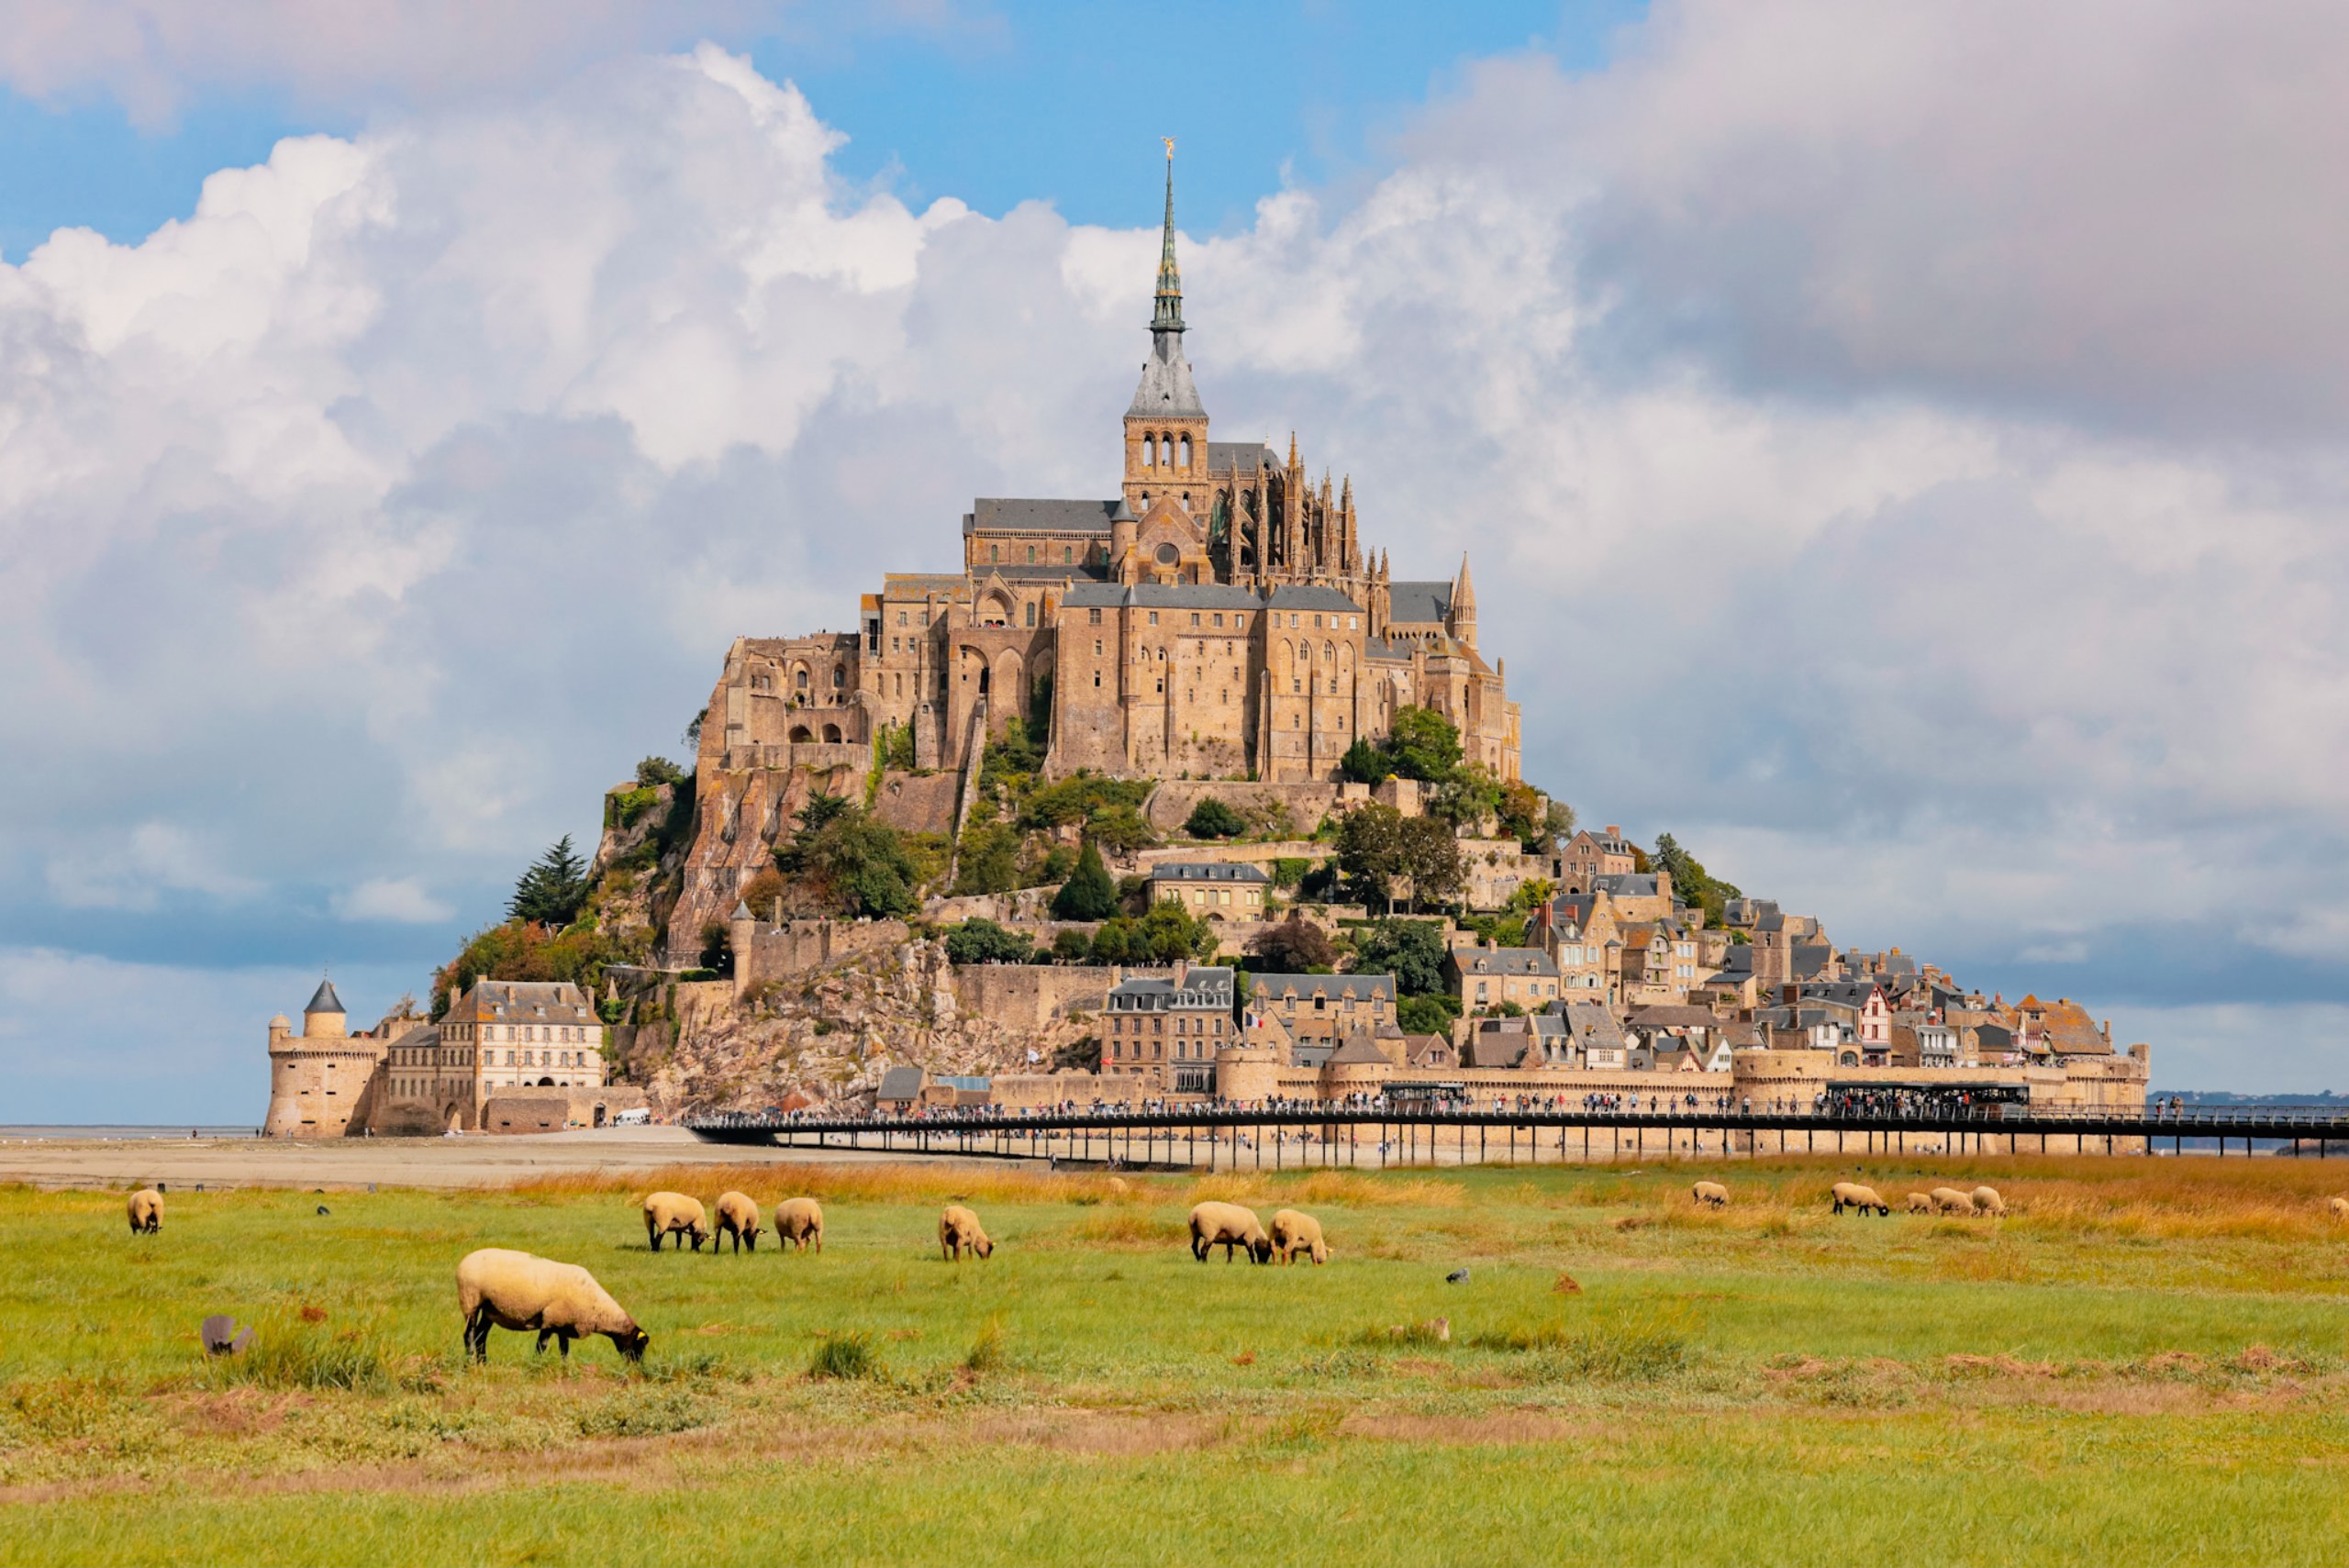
<box><xmin>5</xmin><ymin>22</ymin><xmax>2349</xmax><ymax>1117</ymax></box>
<box><xmin>332</xmin><ymin>878</ymin><xmax>454</xmax><ymax>925</ymax></box>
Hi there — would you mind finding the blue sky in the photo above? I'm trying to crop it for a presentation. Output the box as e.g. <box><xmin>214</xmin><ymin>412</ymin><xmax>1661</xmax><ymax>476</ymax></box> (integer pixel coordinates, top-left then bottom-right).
<box><xmin>3</xmin><ymin>0</ymin><xmax>2346</xmax><ymax>1120</ymax></box>
<box><xmin>0</xmin><ymin>2</ymin><xmax>1642</xmax><ymax>257</ymax></box>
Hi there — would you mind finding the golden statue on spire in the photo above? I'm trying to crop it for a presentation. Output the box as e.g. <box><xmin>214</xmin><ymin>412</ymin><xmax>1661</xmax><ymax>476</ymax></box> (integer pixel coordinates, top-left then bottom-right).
<box><xmin>1163</xmin><ymin>136</ymin><xmax>1175</xmax><ymax>160</ymax></box>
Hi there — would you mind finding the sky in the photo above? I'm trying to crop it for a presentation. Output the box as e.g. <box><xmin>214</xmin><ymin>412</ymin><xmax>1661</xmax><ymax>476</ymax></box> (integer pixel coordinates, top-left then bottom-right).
<box><xmin>2</xmin><ymin>0</ymin><xmax>2344</xmax><ymax>1120</ymax></box>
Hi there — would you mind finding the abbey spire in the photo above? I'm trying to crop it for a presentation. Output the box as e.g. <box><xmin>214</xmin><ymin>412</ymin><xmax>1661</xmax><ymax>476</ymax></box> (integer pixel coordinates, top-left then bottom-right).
<box><xmin>1127</xmin><ymin>139</ymin><xmax>1205</xmax><ymax>422</ymax></box>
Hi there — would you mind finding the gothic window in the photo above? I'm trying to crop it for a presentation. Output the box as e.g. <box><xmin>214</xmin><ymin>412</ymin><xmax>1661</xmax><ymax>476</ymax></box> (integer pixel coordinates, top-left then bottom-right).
<box><xmin>1027</xmin><ymin>546</ymin><xmax>1037</xmax><ymax>563</ymax></box>
<box><xmin>1025</xmin><ymin>602</ymin><xmax>1036</xmax><ymax>627</ymax></box>
<box><xmin>1063</xmin><ymin>546</ymin><xmax>1073</xmax><ymax>564</ymax></box>
<box><xmin>1179</xmin><ymin>433</ymin><xmax>1192</xmax><ymax>468</ymax></box>
<box><xmin>832</xmin><ymin>664</ymin><xmax>845</xmax><ymax>687</ymax></box>
<box><xmin>1155</xmin><ymin>542</ymin><xmax>1179</xmax><ymax>566</ymax></box>
<box><xmin>795</xmin><ymin>667</ymin><xmax>808</xmax><ymax>690</ymax></box>
<box><xmin>990</xmin><ymin>545</ymin><xmax>999</xmax><ymax>562</ymax></box>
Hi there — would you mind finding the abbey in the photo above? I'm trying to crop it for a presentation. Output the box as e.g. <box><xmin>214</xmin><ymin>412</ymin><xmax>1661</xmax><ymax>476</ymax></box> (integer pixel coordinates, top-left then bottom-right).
<box><xmin>700</xmin><ymin>159</ymin><xmax>1519</xmax><ymax>790</ymax></box>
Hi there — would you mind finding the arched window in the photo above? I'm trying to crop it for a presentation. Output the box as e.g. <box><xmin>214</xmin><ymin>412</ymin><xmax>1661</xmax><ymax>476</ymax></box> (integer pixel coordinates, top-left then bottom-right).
<box><xmin>795</xmin><ymin>665</ymin><xmax>808</xmax><ymax>690</ymax></box>
<box><xmin>832</xmin><ymin>664</ymin><xmax>844</xmax><ymax>688</ymax></box>
<box><xmin>1063</xmin><ymin>545</ymin><xmax>1073</xmax><ymax>564</ymax></box>
<box><xmin>1025</xmin><ymin>601</ymin><xmax>1036</xmax><ymax>627</ymax></box>
<box><xmin>1178</xmin><ymin>433</ymin><xmax>1192</xmax><ymax>468</ymax></box>
<box><xmin>823</xmin><ymin>723</ymin><xmax>842</xmax><ymax>743</ymax></box>
<box><xmin>1143</xmin><ymin>434</ymin><xmax>1157</xmax><ymax>468</ymax></box>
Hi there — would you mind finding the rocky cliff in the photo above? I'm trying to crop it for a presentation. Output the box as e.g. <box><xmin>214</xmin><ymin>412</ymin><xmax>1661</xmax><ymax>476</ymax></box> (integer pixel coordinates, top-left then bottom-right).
<box><xmin>622</xmin><ymin>939</ymin><xmax>1106</xmax><ymax>1116</ymax></box>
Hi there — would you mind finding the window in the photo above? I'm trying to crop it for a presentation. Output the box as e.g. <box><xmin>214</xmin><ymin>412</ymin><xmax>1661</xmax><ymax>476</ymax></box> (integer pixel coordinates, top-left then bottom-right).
<box><xmin>990</xmin><ymin>545</ymin><xmax>998</xmax><ymax>562</ymax></box>
<box><xmin>1190</xmin><ymin>612</ymin><xmax>1200</xmax><ymax>627</ymax></box>
<box><xmin>1211</xmin><ymin>613</ymin><xmax>1223</xmax><ymax>628</ymax></box>
<box><xmin>1093</xmin><ymin>639</ymin><xmax>1103</xmax><ymax>656</ymax></box>
<box><xmin>1178</xmin><ymin>433</ymin><xmax>1192</xmax><ymax>467</ymax></box>
<box><xmin>1148</xmin><ymin>611</ymin><xmax>1159</xmax><ymax>627</ymax></box>
<box><xmin>1349</xmin><ymin>616</ymin><xmax>1358</xmax><ymax>629</ymax></box>
<box><xmin>1025</xmin><ymin>602</ymin><xmax>1036</xmax><ymax>627</ymax></box>
<box><xmin>897</xmin><ymin>611</ymin><xmax>907</xmax><ymax>627</ymax></box>
<box><xmin>1314</xmin><ymin>615</ymin><xmax>1323</xmax><ymax>628</ymax></box>
<box><xmin>1088</xmin><ymin>607</ymin><xmax>1101</xmax><ymax>625</ymax></box>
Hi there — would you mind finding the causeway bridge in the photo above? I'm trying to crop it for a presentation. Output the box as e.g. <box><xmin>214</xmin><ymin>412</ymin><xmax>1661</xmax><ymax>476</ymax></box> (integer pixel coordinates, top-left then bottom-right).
<box><xmin>686</xmin><ymin>1102</ymin><xmax>2349</xmax><ymax>1170</ymax></box>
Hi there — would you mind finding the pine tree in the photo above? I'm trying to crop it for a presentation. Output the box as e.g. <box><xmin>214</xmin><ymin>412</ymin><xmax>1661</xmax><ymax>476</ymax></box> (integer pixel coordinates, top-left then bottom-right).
<box><xmin>508</xmin><ymin>835</ymin><xmax>589</xmax><ymax>928</ymax></box>
<box><xmin>1052</xmin><ymin>840</ymin><xmax>1119</xmax><ymax>920</ymax></box>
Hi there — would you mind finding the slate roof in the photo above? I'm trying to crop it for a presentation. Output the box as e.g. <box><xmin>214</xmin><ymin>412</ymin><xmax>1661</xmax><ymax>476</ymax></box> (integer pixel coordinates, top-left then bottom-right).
<box><xmin>1063</xmin><ymin>583</ymin><xmax>1264</xmax><ymax>610</ymax></box>
<box><xmin>1560</xmin><ymin>1000</ymin><xmax>1626</xmax><ymax>1051</ymax></box>
<box><xmin>966</xmin><ymin>498</ymin><xmax>1120</xmax><ymax>535</ymax></box>
<box><xmin>1152</xmin><ymin>862</ymin><xmax>1271</xmax><ymax>884</ymax></box>
<box><xmin>1326</xmin><ymin>1032</ymin><xmax>1393</xmax><ymax>1066</ymax></box>
<box><xmin>443</xmin><ymin>980</ymin><xmax>597</xmax><ymax>1025</ymax></box>
<box><xmin>1453</xmin><ymin>947</ymin><xmax>1560</xmax><ymax>978</ymax></box>
<box><xmin>1207</xmin><ymin>442</ymin><xmax>1276</xmax><ymax>474</ymax></box>
<box><xmin>305</xmin><ymin>979</ymin><xmax>345</xmax><ymax>1015</ymax></box>
<box><xmin>1265</xmin><ymin>584</ymin><xmax>1364</xmax><ymax>613</ymax></box>
<box><xmin>1130</xmin><ymin>336</ymin><xmax>1206</xmax><ymax>417</ymax></box>
<box><xmin>1249</xmin><ymin>972</ymin><xmax>1397</xmax><ymax>1004</ymax></box>
<box><xmin>1107</xmin><ymin>966</ymin><xmax>1236</xmax><ymax>1011</ymax></box>
<box><xmin>1386</xmin><ymin>580</ymin><xmax>1453</xmax><ymax>625</ymax></box>
<box><xmin>1593</xmin><ymin>873</ymin><xmax>1663</xmax><ymax>900</ymax></box>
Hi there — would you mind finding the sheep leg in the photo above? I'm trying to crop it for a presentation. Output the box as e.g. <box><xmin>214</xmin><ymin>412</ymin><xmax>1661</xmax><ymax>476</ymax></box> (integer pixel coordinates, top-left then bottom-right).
<box><xmin>536</xmin><ymin>1329</ymin><xmax>554</xmax><ymax>1354</ymax></box>
<box><xmin>557</xmin><ymin>1331</ymin><xmax>572</xmax><ymax>1359</ymax></box>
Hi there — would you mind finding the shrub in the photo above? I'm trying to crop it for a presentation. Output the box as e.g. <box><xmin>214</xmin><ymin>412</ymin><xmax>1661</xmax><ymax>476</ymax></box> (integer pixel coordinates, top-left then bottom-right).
<box><xmin>1052</xmin><ymin>841</ymin><xmax>1119</xmax><ymax>920</ymax></box>
<box><xmin>1397</xmin><ymin>994</ymin><xmax>1461</xmax><ymax>1036</ymax></box>
<box><xmin>963</xmin><ymin>1320</ymin><xmax>1008</xmax><ymax>1373</ymax></box>
<box><xmin>945</xmin><ymin>917</ymin><xmax>1035</xmax><ymax>966</ymax></box>
<box><xmin>576</xmin><ymin>1387</ymin><xmax>715</xmax><ymax>1438</ymax></box>
<box><xmin>1251</xmin><ymin>914</ymin><xmax>1335</xmax><ymax>973</ymax></box>
<box><xmin>1185</xmin><ymin>797</ymin><xmax>1245</xmax><ymax>839</ymax></box>
<box><xmin>217</xmin><ymin>1322</ymin><xmax>392</xmax><ymax>1394</ymax></box>
<box><xmin>809</xmin><ymin>1331</ymin><xmax>881</xmax><ymax>1381</ymax></box>
<box><xmin>1051</xmin><ymin>928</ymin><xmax>1094</xmax><ymax>963</ymax></box>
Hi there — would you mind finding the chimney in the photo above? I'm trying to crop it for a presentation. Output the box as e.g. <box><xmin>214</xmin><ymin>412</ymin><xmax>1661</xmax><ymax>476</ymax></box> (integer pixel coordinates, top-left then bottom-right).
<box><xmin>1173</xmin><ymin>958</ymin><xmax>1188</xmax><ymax>989</ymax></box>
<box><xmin>1606</xmin><ymin>825</ymin><xmax>1620</xmax><ymax>837</ymax></box>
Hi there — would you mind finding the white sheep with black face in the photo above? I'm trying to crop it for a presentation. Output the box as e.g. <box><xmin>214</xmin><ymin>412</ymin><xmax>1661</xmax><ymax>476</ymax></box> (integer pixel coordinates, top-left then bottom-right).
<box><xmin>457</xmin><ymin>1248</ymin><xmax>647</xmax><ymax>1365</ymax></box>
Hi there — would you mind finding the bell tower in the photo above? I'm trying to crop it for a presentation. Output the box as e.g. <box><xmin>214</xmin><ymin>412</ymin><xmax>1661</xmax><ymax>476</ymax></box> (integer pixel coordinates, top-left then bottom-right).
<box><xmin>1123</xmin><ymin>139</ymin><xmax>1209</xmax><ymax>520</ymax></box>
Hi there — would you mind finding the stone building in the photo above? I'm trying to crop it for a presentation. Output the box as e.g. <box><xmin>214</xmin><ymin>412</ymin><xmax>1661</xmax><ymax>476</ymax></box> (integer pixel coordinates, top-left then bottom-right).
<box><xmin>1242</xmin><ymin>972</ymin><xmax>1398</xmax><ymax>1065</ymax></box>
<box><xmin>1444</xmin><ymin>946</ymin><xmax>1563</xmax><ymax>1014</ymax></box>
<box><xmin>1103</xmin><ymin>963</ymin><xmax>1235</xmax><ymax>1093</ymax></box>
<box><xmin>263</xmin><ymin>980</ymin><xmax>393</xmax><ymax>1138</ymax></box>
<box><xmin>1147</xmin><ymin>861</ymin><xmax>1270</xmax><ymax>918</ymax></box>
<box><xmin>670</xmin><ymin>156</ymin><xmax>1520</xmax><ymax>954</ymax></box>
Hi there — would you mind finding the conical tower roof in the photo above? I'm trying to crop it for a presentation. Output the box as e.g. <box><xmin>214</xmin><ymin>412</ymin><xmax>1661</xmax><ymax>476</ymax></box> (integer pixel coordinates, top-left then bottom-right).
<box><xmin>305</xmin><ymin>978</ymin><xmax>345</xmax><ymax>1016</ymax></box>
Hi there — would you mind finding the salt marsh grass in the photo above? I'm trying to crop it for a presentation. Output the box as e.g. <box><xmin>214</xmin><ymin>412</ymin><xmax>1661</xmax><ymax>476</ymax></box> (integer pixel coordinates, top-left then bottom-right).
<box><xmin>0</xmin><ymin>1154</ymin><xmax>2344</xmax><ymax>1564</ymax></box>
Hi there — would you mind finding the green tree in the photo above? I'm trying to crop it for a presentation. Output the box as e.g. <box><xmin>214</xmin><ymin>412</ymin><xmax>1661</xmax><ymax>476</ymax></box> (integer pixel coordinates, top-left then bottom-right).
<box><xmin>1135</xmin><ymin>899</ymin><xmax>1219</xmax><ymax>962</ymax></box>
<box><xmin>1335</xmin><ymin>803</ymin><xmax>1407</xmax><ymax>910</ymax></box>
<box><xmin>775</xmin><ymin>797</ymin><xmax>924</xmax><ymax>918</ymax></box>
<box><xmin>1051</xmin><ymin>840</ymin><xmax>1119</xmax><ymax>920</ymax></box>
<box><xmin>952</xmin><ymin>821</ymin><xmax>1021</xmax><ymax>895</ymax></box>
<box><xmin>1428</xmin><ymin>762</ymin><xmax>1504</xmax><ymax>831</ymax></box>
<box><xmin>1050</xmin><ymin>927</ymin><xmax>1094</xmax><ymax>963</ymax></box>
<box><xmin>1350</xmin><ymin>917</ymin><xmax>1450</xmax><ymax>997</ymax></box>
<box><xmin>1384</xmin><ymin>706</ymin><xmax>1462</xmax><ymax>782</ymax></box>
<box><xmin>944</xmin><ymin>917</ymin><xmax>1035</xmax><ymax>965</ymax></box>
<box><xmin>1542</xmin><ymin>798</ymin><xmax>1577</xmax><ymax>852</ymax></box>
<box><xmin>1184</xmin><ymin>797</ymin><xmax>1245</xmax><ymax>839</ymax></box>
<box><xmin>636</xmin><ymin>756</ymin><xmax>685</xmax><ymax>787</ymax></box>
<box><xmin>1396</xmin><ymin>993</ymin><xmax>1462</xmax><ymax>1037</ymax></box>
<box><xmin>1085</xmin><ymin>804</ymin><xmax>1155</xmax><ymax>853</ymax></box>
<box><xmin>1398</xmin><ymin>816</ymin><xmax>1464</xmax><ymax>912</ymax></box>
<box><xmin>1338</xmin><ymin>736</ymin><xmax>1391</xmax><ymax>784</ymax></box>
<box><xmin>508</xmin><ymin>835</ymin><xmax>589</xmax><ymax>928</ymax></box>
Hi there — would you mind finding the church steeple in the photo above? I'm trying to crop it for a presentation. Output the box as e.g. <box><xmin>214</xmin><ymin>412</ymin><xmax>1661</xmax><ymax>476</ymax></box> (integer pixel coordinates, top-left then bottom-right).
<box><xmin>1124</xmin><ymin>139</ymin><xmax>1207</xmax><ymax>515</ymax></box>
<box><xmin>1152</xmin><ymin>139</ymin><xmax>1185</xmax><ymax>337</ymax></box>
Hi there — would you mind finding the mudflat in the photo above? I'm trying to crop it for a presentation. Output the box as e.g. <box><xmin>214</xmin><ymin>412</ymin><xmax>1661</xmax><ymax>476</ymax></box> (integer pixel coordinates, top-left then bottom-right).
<box><xmin>0</xmin><ymin>1126</ymin><xmax>946</xmax><ymax>1191</ymax></box>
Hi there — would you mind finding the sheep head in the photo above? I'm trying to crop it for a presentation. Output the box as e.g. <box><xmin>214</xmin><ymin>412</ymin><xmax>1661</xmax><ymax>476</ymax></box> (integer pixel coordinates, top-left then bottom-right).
<box><xmin>616</xmin><ymin>1327</ymin><xmax>650</xmax><ymax>1362</ymax></box>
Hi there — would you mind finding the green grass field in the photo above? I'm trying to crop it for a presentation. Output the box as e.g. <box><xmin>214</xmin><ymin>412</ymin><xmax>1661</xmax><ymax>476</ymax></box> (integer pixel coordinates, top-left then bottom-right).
<box><xmin>2</xmin><ymin>1154</ymin><xmax>2346</xmax><ymax>1565</ymax></box>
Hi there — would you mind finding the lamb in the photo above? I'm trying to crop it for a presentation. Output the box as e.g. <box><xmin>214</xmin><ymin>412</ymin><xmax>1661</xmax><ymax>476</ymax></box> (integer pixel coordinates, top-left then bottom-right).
<box><xmin>774</xmin><ymin>1196</ymin><xmax>825</xmax><ymax>1253</ymax></box>
<box><xmin>126</xmin><ymin>1188</ymin><xmax>162</xmax><ymax>1235</ymax></box>
<box><xmin>1831</xmin><ymin>1182</ymin><xmax>1889</xmax><ymax>1216</ymax></box>
<box><xmin>1971</xmin><ymin>1185</ymin><xmax>2007</xmax><ymax>1217</ymax></box>
<box><xmin>1906</xmin><ymin>1193</ymin><xmax>1933</xmax><ymax>1214</ymax></box>
<box><xmin>641</xmin><ymin>1192</ymin><xmax>709</xmax><ymax>1252</ymax></box>
<box><xmin>714</xmin><ymin>1192</ymin><xmax>762</xmax><ymax>1253</ymax></box>
<box><xmin>1931</xmin><ymin>1186</ymin><xmax>1977</xmax><ymax>1215</ymax></box>
<box><xmin>1691</xmin><ymin>1181</ymin><xmax>1729</xmax><ymax>1208</ymax></box>
<box><xmin>1268</xmin><ymin>1208</ymin><xmax>1329</xmax><ymax>1264</ymax></box>
<box><xmin>939</xmin><ymin>1204</ymin><xmax>993</xmax><ymax>1262</ymax></box>
<box><xmin>457</xmin><ymin>1248</ymin><xmax>647</xmax><ymax>1364</ymax></box>
<box><xmin>1189</xmin><ymin>1201</ymin><xmax>1274</xmax><ymax>1263</ymax></box>
<box><xmin>2329</xmin><ymin>1195</ymin><xmax>2349</xmax><ymax>1220</ymax></box>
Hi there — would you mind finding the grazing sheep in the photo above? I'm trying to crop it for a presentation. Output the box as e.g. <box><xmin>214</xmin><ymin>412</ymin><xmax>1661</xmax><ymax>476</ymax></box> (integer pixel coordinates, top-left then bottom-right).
<box><xmin>1906</xmin><ymin>1193</ymin><xmax>1933</xmax><ymax>1214</ymax></box>
<box><xmin>457</xmin><ymin>1248</ymin><xmax>647</xmax><ymax>1365</ymax></box>
<box><xmin>939</xmin><ymin>1204</ymin><xmax>993</xmax><ymax>1262</ymax></box>
<box><xmin>713</xmin><ymin>1192</ymin><xmax>762</xmax><ymax>1253</ymax></box>
<box><xmin>1691</xmin><ymin>1181</ymin><xmax>1729</xmax><ymax>1208</ymax></box>
<box><xmin>1269</xmin><ymin>1208</ymin><xmax>1329</xmax><ymax>1264</ymax></box>
<box><xmin>1971</xmin><ymin>1185</ymin><xmax>2008</xmax><ymax>1217</ymax></box>
<box><xmin>126</xmin><ymin>1188</ymin><xmax>162</xmax><ymax>1235</ymax></box>
<box><xmin>2329</xmin><ymin>1195</ymin><xmax>2349</xmax><ymax>1220</ymax></box>
<box><xmin>641</xmin><ymin>1192</ymin><xmax>709</xmax><ymax>1252</ymax></box>
<box><xmin>1188</xmin><ymin>1201</ymin><xmax>1274</xmax><ymax>1263</ymax></box>
<box><xmin>1831</xmin><ymin>1182</ymin><xmax>1889</xmax><ymax>1216</ymax></box>
<box><xmin>774</xmin><ymin>1196</ymin><xmax>825</xmax><ymax>1253</ymax></box>
<box><xmin>1931</xmin><ymin>1186</ymin><xmax>1977</xmax><ymax>1215</ymax></box>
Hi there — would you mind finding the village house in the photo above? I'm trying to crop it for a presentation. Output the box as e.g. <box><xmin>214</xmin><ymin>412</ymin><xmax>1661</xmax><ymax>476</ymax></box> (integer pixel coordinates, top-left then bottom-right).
<box><xmin>1445</xmin><ymin>946</ymin><xmax>1563</xmax><ymax>1014</ymax></box>
<box><xmin>1146</xmin><ymin>860</ymin><xmax>1271</xmax><ymax>918</ymax></box>
<box><xmin>1103</xmin><ymin>963</ymin><xmax>1235</xmax><ymax>1093</ymax></box>
<box><xmin>1241</xmin><ymin>972</ymin><xmax>1398</xmax><ymax>1066</ymax></box>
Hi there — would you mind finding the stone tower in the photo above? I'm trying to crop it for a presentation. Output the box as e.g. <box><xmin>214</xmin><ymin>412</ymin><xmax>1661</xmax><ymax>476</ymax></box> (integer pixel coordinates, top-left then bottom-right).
<box><xmin>263</xmin><ymin>976</ymin><xmax>384</xmax><ymax>1139</ymax></box>
<box><xmin>1122</xmin><ymin>144</ymin><xmax>1208</xmax><ymax>520</ymax></box>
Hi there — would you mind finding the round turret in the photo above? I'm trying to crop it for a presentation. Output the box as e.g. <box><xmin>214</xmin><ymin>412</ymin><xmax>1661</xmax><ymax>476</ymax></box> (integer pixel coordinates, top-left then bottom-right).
<box><xmin>302</xmin><ymin>977</ymin><xmax>348</xmax><ymax>1041</ymax></box>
